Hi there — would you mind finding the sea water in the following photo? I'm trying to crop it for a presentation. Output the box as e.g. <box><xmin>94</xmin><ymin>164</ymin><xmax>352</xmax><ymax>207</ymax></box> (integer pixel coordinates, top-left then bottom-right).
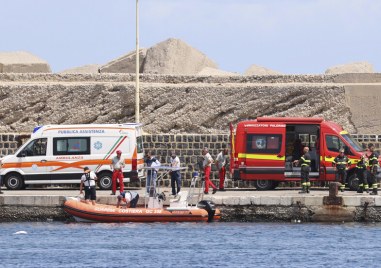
<box><xmin>1</xmin><ymin>222</ymin><xmax>381</xmax><ymax>268</ymax></box>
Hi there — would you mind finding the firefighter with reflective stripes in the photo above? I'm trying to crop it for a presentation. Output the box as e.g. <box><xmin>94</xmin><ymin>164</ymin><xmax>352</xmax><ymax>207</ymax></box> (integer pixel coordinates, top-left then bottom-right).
<box><xmin>332</xmin><ymin>148</ymin><xmax>351</xmax><ymax>192</ymax></box>
<box><xmin>367</xmin><ymin>143</ymin><xmax>379</xmax><ymax>195</ymax></box>
<box><xmin>293</xmin><ymin>146</ymin><xmax>311</xmax><ymax>194</ymax></box>
<box><xmin>356</xmin><ymin>154</ymin><xmax>369</xmax><ymax>193</ymax></box>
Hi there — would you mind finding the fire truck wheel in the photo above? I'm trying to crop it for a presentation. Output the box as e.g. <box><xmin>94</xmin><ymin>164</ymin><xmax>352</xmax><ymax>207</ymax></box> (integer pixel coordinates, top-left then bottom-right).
<box><xmin>347</xmin><ymin>174</ymin><xmax>359</xmax><ymax>191</ymax></box>
<box><xmin>254</xmin><ymin>180</ymin><xmax>276</xmax><ymax>191</ymax></box>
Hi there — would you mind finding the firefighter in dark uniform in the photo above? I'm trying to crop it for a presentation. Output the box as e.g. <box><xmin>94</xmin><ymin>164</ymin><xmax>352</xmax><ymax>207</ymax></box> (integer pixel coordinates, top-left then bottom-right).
<box><xmin>356</xmin><ymin>154</ymin><xmax>369</xmax><ymax>193</ymax></box>
<box><xmin>332</xmin><ymin>148</ymin><xmax>351</xmax><ymax>192</ymax></box>
<box><xmin>293</xmin><ymin>146</ymin><xmax>311</xmax><ymax>194</ymax></box>
<box><xmin>367</xmin><ymin>143</ymin><xmax>379</xmax><ymax>195</ymax></box>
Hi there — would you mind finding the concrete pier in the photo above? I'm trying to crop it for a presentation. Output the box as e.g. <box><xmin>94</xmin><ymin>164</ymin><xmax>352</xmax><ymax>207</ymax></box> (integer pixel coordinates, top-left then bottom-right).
<box><xmin>1</xmin><ymin>186</ymin><xmax>381</xmax><ymax>223</ymax></box>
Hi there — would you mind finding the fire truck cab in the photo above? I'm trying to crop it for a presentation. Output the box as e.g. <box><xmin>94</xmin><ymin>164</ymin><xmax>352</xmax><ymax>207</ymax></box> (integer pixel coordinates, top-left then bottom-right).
<box><xmin>230</xmin><ymin>117</ymin><xmax>370</xmax><ymax>190</ymax></box>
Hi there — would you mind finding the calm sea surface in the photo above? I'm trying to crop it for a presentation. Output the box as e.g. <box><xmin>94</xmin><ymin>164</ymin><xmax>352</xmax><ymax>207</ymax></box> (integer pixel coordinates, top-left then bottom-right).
<box><xmin>1</xmin><ymin>222</ymin><xmax>381</xmax><ymax>268</ymax></box>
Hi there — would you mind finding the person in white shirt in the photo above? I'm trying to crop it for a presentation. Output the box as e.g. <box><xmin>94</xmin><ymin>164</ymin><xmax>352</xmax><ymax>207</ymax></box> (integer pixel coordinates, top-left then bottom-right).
<box><xmin>202</xmin><ymin>147</ymin><xmax>217</xmax><ymax>194</ymax></box>
<box><xmin>170</xmin><ymin>151</ymin><xmax>181</xmax><ymax>196</ymax></box>
<box><xmin>110</xmin><ymin>150</ymin><xmax>125</xmax><ymax>195</ymax></box>
<box><xmin>116</xmin><ymin>191</ymin><xmax>140</xmax><ymax>208</ymax></box>
<box><xmin>216</xmin><ymin>146</ymin><xmax>229</xmax><ymax>191</ymax></box>
<box><xmin>145</xmin><ymin>150</ymin><xmax>161</xmax><ymax>195</ymax></box>
<box><xmin>79</xmin><ymin>167</ymin><xmax>98</xmax><ymax>205</ymax></box>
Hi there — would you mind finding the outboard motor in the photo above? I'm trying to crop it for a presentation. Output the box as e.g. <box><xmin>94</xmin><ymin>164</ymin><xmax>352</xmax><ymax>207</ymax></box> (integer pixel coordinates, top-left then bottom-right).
<box><xmin>197</xmin><ymin>200</ymin><xmax>216</xmax><ymax>222</ymax></box>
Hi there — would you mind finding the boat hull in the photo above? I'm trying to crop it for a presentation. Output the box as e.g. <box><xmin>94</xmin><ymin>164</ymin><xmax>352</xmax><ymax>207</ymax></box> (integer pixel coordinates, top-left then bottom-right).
<box><xmin>64</xmin><ymin>199</ymin><xmax>221</xmax><ymax>223</ymax></box>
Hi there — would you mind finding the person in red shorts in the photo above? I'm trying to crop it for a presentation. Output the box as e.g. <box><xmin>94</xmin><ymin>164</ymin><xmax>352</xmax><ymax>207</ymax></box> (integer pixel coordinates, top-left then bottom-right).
<box><xmin>202</xmin><ymin>147</ymin><xmax>217</xmax><ymax>195</ymax></box>
<box><xmin>110</xmin><ymin>150</ymin><xmax>125</xmax><ymax>195</ymax></box>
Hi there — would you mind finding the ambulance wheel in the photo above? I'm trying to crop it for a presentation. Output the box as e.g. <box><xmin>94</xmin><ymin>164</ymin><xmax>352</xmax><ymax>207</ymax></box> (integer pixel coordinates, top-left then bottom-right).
<box><xmin>347</xmin><ymin>174</ymin><xmax>359</xmax><ymax>191</ymax></box>
<box><xmin>98</xmin><ymin>171</ymin><xmax>113</xmax><ymax>190</ymax></box>
<box><xmin>254</xmin><ymin>180</ymin><xmax>276</xmax><ymax>190</ymax></box>
<box><xmin>5</xmin><ymin>173</ymin><xmax>24</xmax><ymax>190</ymax></box>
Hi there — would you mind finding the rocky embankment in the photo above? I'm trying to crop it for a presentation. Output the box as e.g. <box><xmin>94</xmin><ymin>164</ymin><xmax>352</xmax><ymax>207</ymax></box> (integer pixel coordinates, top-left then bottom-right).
<box><xmin>1</xmin><ymin>73</ymin><xmax>381</xmax><ymax>134</ymax></box>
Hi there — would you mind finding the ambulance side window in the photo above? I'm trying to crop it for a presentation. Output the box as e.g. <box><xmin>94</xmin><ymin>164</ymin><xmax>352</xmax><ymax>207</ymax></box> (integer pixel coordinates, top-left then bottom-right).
<box><xmin>246</xmin><ymin>134</ymin><xmax>282</xmax><ymax>154</ymax></box>
<box><xmin>53</xmin><ymin>137</ymin><xmax>90</xmax><ymax>155</ymax></box>
<box><xmin>19</xmin><ymin>138</ymin><xmax>47</xmax><ymax>157</ymax></box>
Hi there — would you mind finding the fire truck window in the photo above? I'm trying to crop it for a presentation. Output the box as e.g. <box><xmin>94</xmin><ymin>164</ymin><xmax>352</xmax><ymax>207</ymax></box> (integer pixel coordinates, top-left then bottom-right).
<box><xmin>325</xmin><ymin>135</ymin><xmax>345</xmax><ymax>152</ymax></box>
<box><xmin>247</xmin><ymin>134</ymin><xmax>282</xmax><ymax>154</ymax></box>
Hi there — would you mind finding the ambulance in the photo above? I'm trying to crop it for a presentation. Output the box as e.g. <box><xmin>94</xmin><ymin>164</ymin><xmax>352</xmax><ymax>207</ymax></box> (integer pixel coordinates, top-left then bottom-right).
<box><xmin>0</xmin><ymin>123</ymin><xmax>144</xmax><ymax>190</ymax></box>
<box><xmin>230</xmin><ymin>117</ymin><xmax>375</xmax><ymax>190</ymax></box>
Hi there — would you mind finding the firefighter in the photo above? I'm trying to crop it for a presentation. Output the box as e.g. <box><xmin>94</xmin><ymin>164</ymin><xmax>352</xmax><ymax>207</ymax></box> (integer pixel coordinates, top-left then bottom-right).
<box><xmin>356</xmin><ymin>154</ymin><xmax>369</xmax><ymax>193</ymax></box>
<box><xmin>293</xmin><ymin>146</ymin><xmax>311</xmax><ymax>194</ymax></box>
<box><xmin>367</xmin><ymin>143</ymin><xmax>379</xmax><ymax>195</ymax></box>
<box><xmin>332</xmin><ymin>148</ymin><xmax>351</xmax><ymax>192</ymax></box>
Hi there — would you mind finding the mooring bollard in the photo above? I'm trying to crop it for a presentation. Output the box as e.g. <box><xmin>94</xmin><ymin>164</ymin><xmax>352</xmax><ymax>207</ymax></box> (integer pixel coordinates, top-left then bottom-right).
<box><xmin>323</xmin><ymin>182</ymin><xmax>342</xmax><ymax>205</ymax></box>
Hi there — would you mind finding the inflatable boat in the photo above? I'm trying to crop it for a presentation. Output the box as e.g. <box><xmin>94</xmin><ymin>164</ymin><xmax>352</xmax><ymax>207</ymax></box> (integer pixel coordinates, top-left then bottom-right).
<box><xmin>64</xmin><ymin>198</ymin><xmax>220</xmax><ymax>223</ymax></box>
<box><xmin>64</xmin><ymin>168</ymin><xmax>221</xmax><ymax>223</ymax></box>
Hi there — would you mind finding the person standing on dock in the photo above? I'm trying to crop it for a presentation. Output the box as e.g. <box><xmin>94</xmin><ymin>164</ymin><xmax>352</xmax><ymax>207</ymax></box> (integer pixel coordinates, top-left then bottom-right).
<box><xmin>202</xmin><ymin>147</ymin><xmax>217</xmax><ymax>195</ymax></box>
<box><xmin>293</xmin><ymin>146</ymin><xmax>311</xmax><ymax>194</ymax></box>
<box><xmin>367</xmin><ymin>143</ymin><xmax>379</xmax><ymax>195</ymax></box>
<box><xmin>332</xmin><ymin>148</ymin><xmax>351</xmax><ymax>192</ymax></box>
<box><xmin>110</xmin><ymin>150</ymin><xmax>125</xmax><ymax>195</ymax></box>
<box><xmin>145</xmin><ymin>150</ymin><xmax>161</xmax><ymax>195</ymax></box>
<box><xmin>215</xmin><ymin>145</ymin><xmax>229</xmax><ymax>191</ymax></box>
<box><xmin>79</xmin><ymin>167</ymin><xmax>97</xmax><ymax>205</ymax></box>
<box><xmin>356</xmin><ymin>154</ymin><xmax>369</xmax><ymax>193</ymax></box>
<box><xmin>170</xmin><ymin>151</ymin><xmax>181</xmax><ymax>196</ymax></box>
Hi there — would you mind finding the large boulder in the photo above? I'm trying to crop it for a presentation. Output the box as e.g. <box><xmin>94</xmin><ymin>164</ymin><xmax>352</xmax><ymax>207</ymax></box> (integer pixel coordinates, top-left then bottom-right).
<box><xmin>100</xmin><ymin>49</ymin><xmax>147</xmax><ymax>73</ymax></box>
<box><xmin>244</xmin><ymin>64</ymin><xmax>282</xmax><ymax>76</ymax></box>
<box><xmin>60</xmin><ymin>64</ymin><xmax>101</xmax><ymax>74</ymax></box>
<box><xmin>325</xmin><ymin>62</ymin><xmax>374</xmax><ymax>74</ymax></box>
<box><xmin>143</xmin><ymin>38</ymin><xmax>218</xmax><ymax>74</ymax></box>
<box><xmin>0</xmin><ymin>51</ymin><xmax>51</xmax><ymax>73</ymax></box>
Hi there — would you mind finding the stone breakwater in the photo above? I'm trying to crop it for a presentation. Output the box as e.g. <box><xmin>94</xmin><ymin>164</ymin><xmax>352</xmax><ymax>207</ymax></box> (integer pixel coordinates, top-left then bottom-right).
<box><xmin>1</xmin><ymin>73</ymin><xmax>381</xmax><ymax>134</ymax></box>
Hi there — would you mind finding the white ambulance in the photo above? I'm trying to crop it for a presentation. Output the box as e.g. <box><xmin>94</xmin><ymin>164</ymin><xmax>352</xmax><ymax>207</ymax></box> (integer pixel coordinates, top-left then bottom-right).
<box><xmin>0</xmin><ymin>123</ymin><xmax>145</xmax><ymax>190</ymax></box>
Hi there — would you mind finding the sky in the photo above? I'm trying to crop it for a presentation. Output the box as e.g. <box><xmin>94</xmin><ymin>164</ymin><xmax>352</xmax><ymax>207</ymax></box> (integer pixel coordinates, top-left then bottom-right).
<box><xmin>1</xmin><ymin>0</ymin><xmax>380</xmax><ymax>74</ymax></box>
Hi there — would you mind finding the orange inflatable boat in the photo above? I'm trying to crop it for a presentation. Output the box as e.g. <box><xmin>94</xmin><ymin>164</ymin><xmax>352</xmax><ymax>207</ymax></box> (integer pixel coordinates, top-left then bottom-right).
<box><xmin>64</xmin><ymin>198</ymin><xmax>221</xmax><ymax>223</ymax></box>
<box><xmin>64</xmin><ymin>169</ymin><xmax>221</xmax><ymax>223</ymax></box>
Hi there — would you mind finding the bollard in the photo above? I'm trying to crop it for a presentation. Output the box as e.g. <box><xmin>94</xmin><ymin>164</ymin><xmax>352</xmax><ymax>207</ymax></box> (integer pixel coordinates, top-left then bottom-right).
<box><xmin>329</xmin><ymin>182</ymin><xmax>339</xmax><ymax>197</ymax></box>
<box><xmin>323</xmin><ymin>182</ymin><xmax>342</xmax><ymax>205</ymax></box>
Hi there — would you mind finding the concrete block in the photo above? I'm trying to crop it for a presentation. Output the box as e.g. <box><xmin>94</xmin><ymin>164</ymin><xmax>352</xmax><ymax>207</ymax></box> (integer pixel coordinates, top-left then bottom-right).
<box><xmin>360</xmin><ymin>196</ymin><xmax>375</xmax><ymax>206</ymax></box>
<box><xmin>239</xmin><ymin>196</ymin><xmax>252</xmax><ymax>206</ymax></box>
<box><xmin>280</xmin><ymin>196</ymin><xmax>292</xmax><ymax>206</ymax></box>
<box><xmin>304</xmin><ymin>196</ymin><xmax>324</xmax><ymax>206</ymax></box>
<box><xmin>0</xmin><ymin>196</ymin><xmax>4</xmax><ymax>205</ymax></box>
<box><xmin>291</xmin><ymin>196</ymin><xmax>305</xmax><ymax>206</ymax></box>
<box><xmin>260</xmin><ymin>196</ymin><xmax>281</xmax><ymax>206</ymax></box>
<box><xmin>222</xmin><ymin>196</ymin><xmax>240</xmax><ymax>206</ymax></box>
<box><xmin>374</xmin><ymin>196</ymin><xmax>381</xmax><ymax>206</ymax></box>
<box><xmin>342</xmin><ymin>196</ymin><xmax>362</xmax><ymax>207</ymax></box>
<box><xmin>250</xmin><ymin>196</ymin><xmax>261</xmax><ymax>205</ymax></box>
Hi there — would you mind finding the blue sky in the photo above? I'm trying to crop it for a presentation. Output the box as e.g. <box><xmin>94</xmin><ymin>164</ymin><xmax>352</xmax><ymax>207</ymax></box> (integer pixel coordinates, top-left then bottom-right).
<box><xmin>1</xmin><ymin>0</ymin><xmax>380</xmax><ymax>74</ymax></box>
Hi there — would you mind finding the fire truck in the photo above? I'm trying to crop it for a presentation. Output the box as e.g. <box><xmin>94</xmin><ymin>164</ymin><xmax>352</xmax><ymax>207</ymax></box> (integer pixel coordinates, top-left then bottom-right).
<box><xmin>229</xmin><ymin>117</ymin><xmax>375</xmax><ymax>190</ymax></box>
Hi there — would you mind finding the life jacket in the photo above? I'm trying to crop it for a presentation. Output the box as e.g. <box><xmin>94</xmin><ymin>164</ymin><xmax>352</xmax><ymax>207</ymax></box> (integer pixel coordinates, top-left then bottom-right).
<box><xmin>84</xmin><ymin>172</ymin><xmax>95</xmax><ymax>187</ymax></box>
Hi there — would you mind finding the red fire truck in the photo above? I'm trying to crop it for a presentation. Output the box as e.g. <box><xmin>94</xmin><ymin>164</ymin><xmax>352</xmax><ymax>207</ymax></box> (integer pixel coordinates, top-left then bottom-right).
<box><xmin>229</xmin><ymin>117</ymin><xmax>372</xmax><ymax>190</ymax></box>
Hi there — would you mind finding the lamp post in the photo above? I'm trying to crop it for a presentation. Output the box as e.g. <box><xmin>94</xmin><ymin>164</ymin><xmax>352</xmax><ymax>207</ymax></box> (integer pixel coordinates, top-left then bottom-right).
<box><xmin>135</xmin><ymin>0</ymin><xmax>140</xmax><ymax>123</ymax></box>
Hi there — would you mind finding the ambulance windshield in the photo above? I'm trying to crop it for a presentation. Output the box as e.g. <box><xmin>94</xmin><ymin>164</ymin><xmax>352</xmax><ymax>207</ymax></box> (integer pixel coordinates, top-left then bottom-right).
<box><xmin>341</xmin><ymin>134</ymin><xmax>363</xmax><ymax>152</ymax></box>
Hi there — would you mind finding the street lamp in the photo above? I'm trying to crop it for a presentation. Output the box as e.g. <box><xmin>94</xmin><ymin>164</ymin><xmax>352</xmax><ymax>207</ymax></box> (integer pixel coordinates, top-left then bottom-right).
<box><xmin>135</xmin><ymin>0</ymin><xmax>140</xmax><ymax>123</ymax></box>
